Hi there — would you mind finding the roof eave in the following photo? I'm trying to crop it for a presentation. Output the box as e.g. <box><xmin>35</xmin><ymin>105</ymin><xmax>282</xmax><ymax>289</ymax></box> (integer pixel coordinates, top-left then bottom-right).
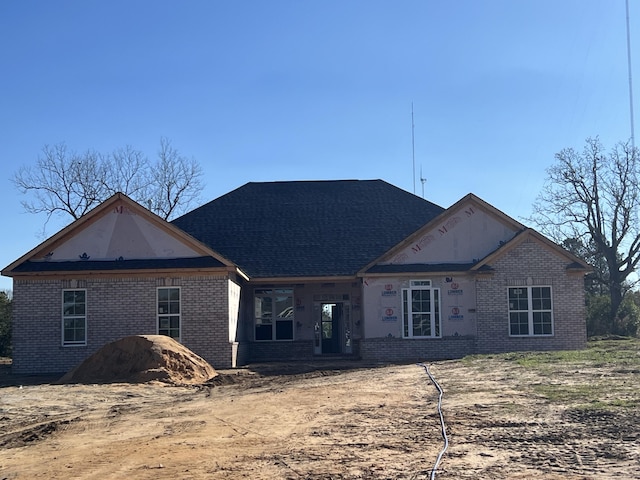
<box><xmin>358</xmin><ymin>267</ymin><xmax>494</xmax><ymax>278</ymax></box>
<box><xmin>6</xmin><ymin>265</ymin><xmax>236</xmax><ymax>279</ymax></box>
<box><xmin>247</xmin><ymin>275</ymin><xmax>358</xmax><ymax>284</ymax></box>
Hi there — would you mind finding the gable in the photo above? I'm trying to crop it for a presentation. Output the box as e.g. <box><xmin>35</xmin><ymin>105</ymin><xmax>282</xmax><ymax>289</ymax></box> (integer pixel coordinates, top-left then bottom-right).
<box><xmin>474</xmin><ymin>228</ymin><xmax>591</xmax><ymax>274</ymax></box>
<box><xmin>378</xmin><ymin>197</ymin><xmax>521</xmax><ymax>266</ymax></box>
<box><xmin>3</xmin><ymin>193</ymin><xmax>235</xmax><ymax>276</ymax></box>
<box><xmin>495</xmin><ymin>235</ymin><xmax>572</xmax><ymax>274</ymax></box>
<box><xmin>48</xmin><ymin>201</ymin><xmax>201</xmax><ymax>261</ymax></box>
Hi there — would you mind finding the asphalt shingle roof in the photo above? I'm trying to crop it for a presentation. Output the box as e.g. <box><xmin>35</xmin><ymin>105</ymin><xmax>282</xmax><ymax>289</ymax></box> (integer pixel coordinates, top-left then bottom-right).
<box><xmin>171</xmin><ymin>180</ymin><xmax>444</xmax><ymax>278</ymax></box>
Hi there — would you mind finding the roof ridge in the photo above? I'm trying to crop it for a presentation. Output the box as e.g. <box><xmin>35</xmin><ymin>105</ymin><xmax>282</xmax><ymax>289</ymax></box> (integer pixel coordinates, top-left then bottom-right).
<box><xmin>246</xmin><ymin>179</ymin><xmax>380</xmax><ymax>185</ymax></box>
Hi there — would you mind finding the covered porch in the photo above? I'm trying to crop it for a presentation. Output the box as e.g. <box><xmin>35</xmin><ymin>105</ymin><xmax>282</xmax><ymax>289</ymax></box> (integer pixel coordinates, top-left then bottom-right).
<box><xmin>238</xmin><ymin>280</ymin><xmax>363</xmax><ymax>363</ymax></box>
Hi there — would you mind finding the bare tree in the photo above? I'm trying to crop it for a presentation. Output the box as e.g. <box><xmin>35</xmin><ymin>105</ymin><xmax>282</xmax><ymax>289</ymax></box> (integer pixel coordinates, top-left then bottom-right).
<box><xmin>531</xmin><ymin>137</ymin><xmax>640</xmax><ymax>333</ymax></box>
<box><xmin>148</xmin><ymin>137</ymin><xmax>204</xmax><ymax>220</ymax></box>
<box><xmin>13</xmin><ymin>143</ymin><xmax>108</xmax><ymax>224</ymax></box>
<box><xmin>102</xmin><ymin>145</ymin><xmax>152</xmax><ymax>200</ymax></box>
<box><xmin>13</xmin><ymin>139</ymin><xmax>204</xmax><ymax>230</ymax></box>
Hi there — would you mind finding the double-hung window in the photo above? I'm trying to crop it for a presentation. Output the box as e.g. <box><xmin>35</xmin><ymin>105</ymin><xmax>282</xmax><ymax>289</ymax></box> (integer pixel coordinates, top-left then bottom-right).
<box><xmin>402</xmin><ymin>280</ymin><xmax>441</xmax><ymax>338</ymax></box>
<box><xmin>254</xmin><ymin>288</ymin><xmax>294</xmax><ymax>341</ymax></box>
<box><xmin>508</xmin><ymin>286</ymin><xmax>553</xmax><ymax>336</ymax></box>
<box><xmin>62</xmin><ymin>290</ymin><xmax>86</xmax><ymax>346</ymax></box>
<box><xmin>158</xmin><ymin>287</ymin><xmax>181</xmax><ymax>340</ymax></box>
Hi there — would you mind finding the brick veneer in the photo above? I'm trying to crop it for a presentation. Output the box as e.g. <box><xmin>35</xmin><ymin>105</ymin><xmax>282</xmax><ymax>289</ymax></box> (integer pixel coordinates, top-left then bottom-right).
<box><xmin>359</xmin><ymin>335</ymin><xmax>475</xmax><ymax>363</ymax></box>
<box><xmin>11</xmin><ymin>237</ymin><xmax>587</xmax><ymax>374</ymax></box>
<box><xmin>11</xmin><ymin>274</ymin><xmax>233</xmax><ymax>375</ymax></box>
<box><xmin>247</xmin><ymin>339</ymin><xmax>362</xmax><ymax>362</ymax></box>
<box><xmin>475</xmin><ymin>238</ymin><xmax>587</xmax><ymax>353</ymax></box>
<box><xmin>248</xmin><ymin>340</ymin><xmax>316</xmax><ymax>362</ymax></box>
<box><xmin>358</xmin><ymin>239</ymin><xmax>587</xmax><ymax>362</ymax></box>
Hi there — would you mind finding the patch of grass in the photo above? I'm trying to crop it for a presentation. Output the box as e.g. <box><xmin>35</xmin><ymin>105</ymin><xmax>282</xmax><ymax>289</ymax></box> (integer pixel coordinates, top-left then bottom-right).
<box><xmin>460</xmin><ymin>338</ymin><xmax>640</xmax><ymax>412</ymax></box>
<box><xmin>575</xmin><ymin>398</ymin><xmax>640</xmax><ymax>411</ymax></box>
<box><xmin>496</xmin><ymin>402</ymin><xmax>522</xmax><ymax>413</ymax></box>
<box><xmin>471</xmin><ymin>337</ymin><xmax>640</xmax><ymax>370</ymax></box>
<box><xmin>532</xmin><ymin>383</ymin><xmax>608</xmax><ymax>403</ymax></box>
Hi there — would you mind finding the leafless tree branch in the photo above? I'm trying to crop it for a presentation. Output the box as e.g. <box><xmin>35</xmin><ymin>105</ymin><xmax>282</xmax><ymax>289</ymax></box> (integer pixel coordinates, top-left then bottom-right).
<box><xmin>529</xmin><ymin>137</ymin><xmax>640</xmax><ymax>331</ymax></box>
<box><xmin>12</xmin><ymin>138</ymin><xmax>205</xmax><ymax>232</ymax></box>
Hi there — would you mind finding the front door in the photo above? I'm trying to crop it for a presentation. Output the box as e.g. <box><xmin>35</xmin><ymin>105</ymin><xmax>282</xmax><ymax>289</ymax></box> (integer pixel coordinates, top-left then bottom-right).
<box><xmin>321</xmin><ymin>303</ymin><xmax>342</xmax><ymax>354</ymax></box>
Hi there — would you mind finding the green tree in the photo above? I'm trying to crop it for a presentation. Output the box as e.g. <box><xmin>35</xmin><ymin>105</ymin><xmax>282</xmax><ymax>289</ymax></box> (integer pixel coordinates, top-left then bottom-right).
<box><xmin>532</xmin><ymin>138</ymin><xmax>640</xmax><ymax>333</ymax></box>
<box><xmin>0</xmin><ymin>290</ymin><xmax>12</xmax><ymax>357</ymax></box>
<box><xmin>561</xmin><ymin>237</ymin><xmax>609</xmax><ymax>296</ymax></box>
<box><xmin>586</xmin><ymin>292</ymin><xmax>640</xmax><ymax>337</ymax></box>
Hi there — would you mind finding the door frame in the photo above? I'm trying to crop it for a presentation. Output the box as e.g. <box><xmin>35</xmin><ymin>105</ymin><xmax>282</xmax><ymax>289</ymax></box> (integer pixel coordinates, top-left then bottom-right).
<box><xmin>314</xmin><ymin>301</ymin><xmax>352</xmax><ymax>355</ymax></box>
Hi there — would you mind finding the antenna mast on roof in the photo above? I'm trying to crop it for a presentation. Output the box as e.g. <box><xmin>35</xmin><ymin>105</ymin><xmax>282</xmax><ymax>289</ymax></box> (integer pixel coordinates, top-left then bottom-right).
<box><xmin>412</xmin><ymin>102</ymin><xmax>416</xmax><ymax>194</ymax></box>
<box><xmin>627</xmin><ymin>0</ymin><xmax>636</xmax><ymax>148</ymax></box>
<box><xmin>420</xmin><ymin>165</ymin><xmax>427</xmax><ymax>198</ymax></box>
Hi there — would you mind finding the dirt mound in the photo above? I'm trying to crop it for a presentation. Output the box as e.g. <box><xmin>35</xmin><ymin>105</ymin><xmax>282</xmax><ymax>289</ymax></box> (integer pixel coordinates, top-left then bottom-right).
<box><xmin>58</xmin><ymin>335</ymin><xmax>217</xmax><ymax>385</ymax></box>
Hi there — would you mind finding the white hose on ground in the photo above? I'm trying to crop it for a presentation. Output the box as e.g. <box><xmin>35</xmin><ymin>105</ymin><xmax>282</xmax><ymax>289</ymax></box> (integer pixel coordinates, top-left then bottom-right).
<box><xmin>418</xmin><ymin>363</ymin><xmax>449</xmax><ymax>480</ymax></box>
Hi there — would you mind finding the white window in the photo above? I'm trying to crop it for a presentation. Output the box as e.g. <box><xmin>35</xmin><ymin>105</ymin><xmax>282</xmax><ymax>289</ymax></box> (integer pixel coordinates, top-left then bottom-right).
<box><xmin>62</xmin><ymin>289</ymin><xmax>86</xmax><ymax>346</ymax></box>
<box><xmin>402</xmin><ymin>281</ymin><xmax>441</xmax><ymax>338</ymax></box>
<box><xmin>158</xmin><ymin>287</ymin><xmax>181</xmax><ymax>340</ymax></box>
<box><xmin>254</xmin><ymin>288</ymin><xmax>294</xmax><ymax>341</ymax></box>
<box><xmin>508</xmin><ymin>286</ymin><xmax>553</xmax><ymax>336</ymax></box>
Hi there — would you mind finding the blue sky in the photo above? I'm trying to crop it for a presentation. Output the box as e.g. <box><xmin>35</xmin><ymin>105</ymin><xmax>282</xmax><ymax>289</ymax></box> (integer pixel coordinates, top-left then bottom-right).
<box><xmin>0</xmin><ymin>0</ymin><xmax>636</xmax><ymax>292</ymax></box>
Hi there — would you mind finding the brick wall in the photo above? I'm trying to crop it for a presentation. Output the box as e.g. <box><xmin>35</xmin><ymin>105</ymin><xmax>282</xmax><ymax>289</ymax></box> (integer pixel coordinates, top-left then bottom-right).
<box><xmin>12</xmin><ymin>279</ymin><xmax>88</xmax><ymax>375</ymax></box>
<box><xmin>475</xmin><ymin>238</ymin><xmax>587</xmax><ymax>354</ymax></box>
<box><xmin>357</xmin><ymin>238</ymin><xmax>587</xmax><ymax>361</ymax></box>
<box><xmin>249</xmin><ymin>340</ymin><xmax>316</xmax><ymax>362</ymax></box>
<box><xmin>178</xmin><ymin>275</ymin><xmax>233</xmax><ymax>368</ymax></box>
<box><xmin>12</xmin><ymin>274</ymin><xmax>233</xmax><ymax>375</ymax></box>
<box><xmin>11</xmin><ymin>238</ymin><xmax>587</xmax><ymax>375</ymax></box>
<box><xmin>360</xmin><ymin>336</ymin><xmax>475</xmax><ymax>363</ymax></box>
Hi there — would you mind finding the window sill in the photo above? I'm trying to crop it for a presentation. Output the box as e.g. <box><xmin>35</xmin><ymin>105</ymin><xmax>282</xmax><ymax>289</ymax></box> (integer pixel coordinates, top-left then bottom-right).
<box><xmin>402</xmin><ymin>336</ymin><xmax>442</xmax><ymax>340</ymax></box>
<box><xmin>253</xmin><ymin>339</ymin><xmax>295</xmax><ymax>342</ymax></box>
<box><xmin>509</xmin><ymin>334</ymin><xmax>554</xmax><ymax>338</ymax></box>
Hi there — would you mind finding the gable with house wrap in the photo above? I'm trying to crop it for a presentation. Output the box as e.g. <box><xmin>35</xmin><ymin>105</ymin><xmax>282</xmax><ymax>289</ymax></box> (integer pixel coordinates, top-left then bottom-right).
<box><xmin>358</xmin><ymin>194</ymin><xmax>590</xmax><ymax>363</ymax></box>
<box><xmin>3</xmin><ymin>193</ymin><xmax>245</xmax><ymax>374</ymax></box>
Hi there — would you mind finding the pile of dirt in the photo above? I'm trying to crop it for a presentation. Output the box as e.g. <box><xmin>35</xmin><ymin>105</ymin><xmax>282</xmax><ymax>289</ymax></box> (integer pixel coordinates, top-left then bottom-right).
<box><xmin>58</xmin><ymin>335</ymin><xmax>217</xmax><ymax>385</ymax></box>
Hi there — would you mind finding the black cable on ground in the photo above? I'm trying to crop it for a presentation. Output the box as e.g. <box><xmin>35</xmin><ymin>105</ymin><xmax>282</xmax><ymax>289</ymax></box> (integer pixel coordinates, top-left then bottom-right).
<box><xmin>417</xmin><ymin>363</ymin><xmax>449</xmax><ymax>480</ymax></box>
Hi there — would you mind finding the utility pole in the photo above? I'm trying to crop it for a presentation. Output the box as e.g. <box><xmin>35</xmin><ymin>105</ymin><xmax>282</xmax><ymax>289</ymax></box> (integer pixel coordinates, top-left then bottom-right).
<box><xmin>412</xmin><ymin>103</ymin><xmax>416</xmax><ymax>194</ymax></box>
<box><xmin>627</xmin><ymin>0</ymin><xmax>635</xmax><ymax>147</ymax></box>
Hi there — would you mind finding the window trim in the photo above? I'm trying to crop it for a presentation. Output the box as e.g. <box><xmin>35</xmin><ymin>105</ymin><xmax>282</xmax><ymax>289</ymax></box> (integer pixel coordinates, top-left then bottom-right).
<box><xmin>62</xmin><ymin>289</ymin><xmax>87</xmax><ymax>347</ymax></box>
<box><xmin>507</xmin><ymin>286</ymin><xmax>554</xmax><ymax>337</ymax></box>
<box><xmin>254</xmin><ymin>288</ymin><xmax>295</xmax><ymax>342</ymax></box>
<box><xmin>402</xmin><ymin>280</ymin><xmax>441</xmax><ymax>339</ymax></box>
<box><xmin>157</xmin><ymin>287</ymin><xmax>181</xmax><ymax>341</ymax></box>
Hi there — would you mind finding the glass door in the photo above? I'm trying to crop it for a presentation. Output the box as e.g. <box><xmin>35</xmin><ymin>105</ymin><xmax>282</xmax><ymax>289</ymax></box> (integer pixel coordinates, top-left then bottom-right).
<box><xmin>321</xmin><ymin>303</ymin><xmax>342</xmax><ymax>354</ymax></box>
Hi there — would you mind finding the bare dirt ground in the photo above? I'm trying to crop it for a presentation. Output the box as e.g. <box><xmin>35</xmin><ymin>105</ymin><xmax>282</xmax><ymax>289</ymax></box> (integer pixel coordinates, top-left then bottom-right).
<box><xmin>1</xmin><ymin>349</ymin><xmax>639</xmax><ymax>479</ymax></box>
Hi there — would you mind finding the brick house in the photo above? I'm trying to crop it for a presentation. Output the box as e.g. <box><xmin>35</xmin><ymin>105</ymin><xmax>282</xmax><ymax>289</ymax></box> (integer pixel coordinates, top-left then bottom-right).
<box><xmin>2</xmin><ymin>180</ymin><xmax>590</xmax><ymax>374</ymax></box>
